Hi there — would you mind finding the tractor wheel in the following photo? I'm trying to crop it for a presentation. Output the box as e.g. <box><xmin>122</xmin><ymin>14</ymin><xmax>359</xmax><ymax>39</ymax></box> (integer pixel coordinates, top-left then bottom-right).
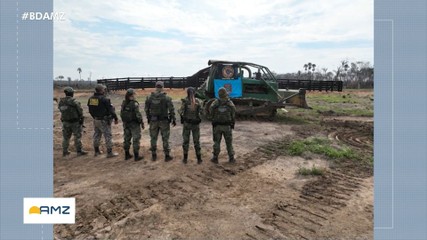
<box><xmin>268</xmin><ymin>109</ymin><xmax>278</xmax><ymax>121</ymax></box>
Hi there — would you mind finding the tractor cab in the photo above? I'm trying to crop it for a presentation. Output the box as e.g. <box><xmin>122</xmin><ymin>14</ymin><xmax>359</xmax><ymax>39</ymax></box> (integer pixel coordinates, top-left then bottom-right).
<box><xmin>199</xmin><ymin>60</ymin><xmax>280</xmax><ymax>102</ymax></box>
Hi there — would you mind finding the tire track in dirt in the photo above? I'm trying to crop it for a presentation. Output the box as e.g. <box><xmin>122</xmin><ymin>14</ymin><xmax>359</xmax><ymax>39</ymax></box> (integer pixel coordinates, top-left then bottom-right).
<box><xmin>54</xmin><ymin>90</ymin><xmax>373</xmax><ymax>239</ymax></box>
<box><xmin>57</xmin><ymin>131</ymin><xmax>371</xmax><ymax>239</ymax></box>
<box><xmin>244</xmin><ymin>132</ymin><xmax>371</xmax><ymax>240</ymax></box>
<box><xmin>323</xmin><ymin>117</ymin><xmax>373</xmax><ymax>153</ymax></box>
<box><xmin>203</xmin><ymin>135</ymin><xmax>369</xmax><ymax>240</ymax></box>
<box><xmin>60</xmin><ymin>146</ymin><xmax>276</xmax><ymax>239</ymax></box>
<box><xmin>252</xmin><ymin>168</ymin><xmax>366</xmax><ymax>240</ymax></box>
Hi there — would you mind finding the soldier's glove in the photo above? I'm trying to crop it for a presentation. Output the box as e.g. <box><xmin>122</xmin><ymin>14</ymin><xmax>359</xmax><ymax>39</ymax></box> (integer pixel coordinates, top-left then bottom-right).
<box><xmin>231</xmin><ymin>122</ymin><xmax>235</xmax><ymax>130</ymax></box>
<box><xmin>180</xmin><ymin>116</ymin><xmax>184</xmax><ymax>124</ymax></box>
<box><xmin>147</xmin><ymin>116</ymin><xmax>151</xmax><ymax>124</ymax></box>
<box><xmin>172</xmin><ymin>119</ymin><xmax>177</xmax><ymax>127</ymax></box>
<box><xmin>79</xmin><ymin>118</ymin><xmax>84</xmax><ymax>125</ymax></box>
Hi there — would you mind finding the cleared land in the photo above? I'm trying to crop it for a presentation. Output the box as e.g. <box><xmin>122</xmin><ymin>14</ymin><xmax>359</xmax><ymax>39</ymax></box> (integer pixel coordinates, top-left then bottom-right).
<box><xmin>53</xmin><ymin>89</ymin><xmax>373</xmax><ymax>240</ymax></box>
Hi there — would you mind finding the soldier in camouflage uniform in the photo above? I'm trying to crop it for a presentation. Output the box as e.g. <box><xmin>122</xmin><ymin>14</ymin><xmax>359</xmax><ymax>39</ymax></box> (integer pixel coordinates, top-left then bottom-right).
<box><xmin>178</xmin><ymin>87</ymin><xmax>202</xmax><ymax>164</ymax></box>
<box><xmin>87</xmin><ymin>84</ymin><xmax>119</xmax><ymax>158</ymax></box>
<box><xmin>120</xmin><ymin>88</ymin><xmax>144</xmax><ymax>161</ymax></box>
<box><xmin>209</xmin><ymin>87</ymin><xmax>236</xmax><ymax>164</ymax></box>
<box><xmin>145</xmin><ymin>81</ymin><xmax>176</xmax><ymax>161</ymax></box>
<box><xmin>58</xmin><ymin>87</ymin><xmax>88</xmax><ymax>157</ymax></box>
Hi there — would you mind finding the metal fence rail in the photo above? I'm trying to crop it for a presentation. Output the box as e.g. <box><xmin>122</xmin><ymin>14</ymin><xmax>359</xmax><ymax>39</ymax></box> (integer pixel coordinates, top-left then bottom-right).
<box><xmin>277</xmin><ymin>79</ymin><xmax>343</xmax><ymax>91</ymax></box>
<box><xmin>97</xmin><ymin>77</ymin><xmax>343</xmax><ymax>92</ymax></box>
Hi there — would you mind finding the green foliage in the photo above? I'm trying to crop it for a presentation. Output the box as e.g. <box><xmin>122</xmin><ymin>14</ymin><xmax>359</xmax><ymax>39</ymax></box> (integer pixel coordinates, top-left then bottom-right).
<box><xmin>308</xmin><ymin>94</ymin><xmax>350</xmax><ymax>103</ymax></box>
<box><xmin>288</xmin><ymin>140</ymin><xmax>306</xmax><ymax>155</ymax></box>
<box><xmin>314</xmin><ymin>105</ymin><xmax>373</xmax><ymax>117</ymax></box>
<box><xmin>288</xmin><ymin>138</ymin><xmax>356</xmax><ymax>159</ymax></box>
<box><xmin>298</xmin><ymin>165</ymin><xmax>324</xmax><ymax>176</ymax></box>
<box><xmin>275</xmin><ymin>112</ymin><xmax>308</xmax><ymax>125</ymax></box>
<box><xmin>306</xmin><ymin>91</ymin><xmax>374</xmax><ymax>117</ymax></box>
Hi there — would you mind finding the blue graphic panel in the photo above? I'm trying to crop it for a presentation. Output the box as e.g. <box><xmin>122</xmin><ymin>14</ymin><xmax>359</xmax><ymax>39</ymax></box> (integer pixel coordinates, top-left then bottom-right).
<box><xmin>0</xmin><ymin>0</ymin><xmax>53</xmax><ymax>239</ymax></box>
<box><xmin>214</xmin><ymin>78</ymin><xmax>242</xmax><ymax>98</ymax></box>
<box><xmin>375</xmin><ymin>1</ymin><xmax>427</xmax><ymax>239</ymax></box>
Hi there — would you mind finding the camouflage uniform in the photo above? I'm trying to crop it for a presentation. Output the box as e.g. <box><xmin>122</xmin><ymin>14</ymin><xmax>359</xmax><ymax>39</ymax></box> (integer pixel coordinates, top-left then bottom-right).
<box><xmin>209</xmin><ymin>87</ymin><xmax>236</xmax><ymax>163</ymax></box>
<box><xmin>178</xmin><ymin>90</ymin><xmax>202</xmax><ymax>164</ymax></box>
<box><xmin>121</xmin><ymin>88</ymin><xmax>144</xmax><ymax>161</ymax></box>
<box><xmin>87</xmin><ymin>84</ymin><xmax>119</xmax><ymax>157</ymax></box>
<box><xmin>58</xmin><ymin>87</ymin><xmax>87</xmax><ymax>157</ymax></box>
<box><xmin>144</xmin><ymin>81</ymin><xmax>176</xmax><ymax>161</ymax></box>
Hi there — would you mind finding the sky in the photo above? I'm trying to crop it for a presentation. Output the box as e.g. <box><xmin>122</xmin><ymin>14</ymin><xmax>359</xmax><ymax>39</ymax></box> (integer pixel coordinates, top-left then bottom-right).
<box><xmin>54</xmin><ymin>0</ymin><xmax>373</xmax><ymax>80</ymax></box>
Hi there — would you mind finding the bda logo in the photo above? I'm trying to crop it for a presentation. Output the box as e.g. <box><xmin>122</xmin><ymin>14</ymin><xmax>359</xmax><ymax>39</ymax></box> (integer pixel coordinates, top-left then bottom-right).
<box><xmin>223</xmin><ymin>84</ymin><xmax>232</xmax><ymax>93</ymax></box>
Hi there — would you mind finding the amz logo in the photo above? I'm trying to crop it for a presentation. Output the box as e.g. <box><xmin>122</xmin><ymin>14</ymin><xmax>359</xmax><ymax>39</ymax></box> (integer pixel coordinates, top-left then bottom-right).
<box><xmin>24</xmin><ymin>198</ymin><xmax>75</xmax><ymax>224</ymax></box>
<box><xmin>29</xmin><ymin>205</ymin><xmax>71</xmax><ymax>215</ymax></box>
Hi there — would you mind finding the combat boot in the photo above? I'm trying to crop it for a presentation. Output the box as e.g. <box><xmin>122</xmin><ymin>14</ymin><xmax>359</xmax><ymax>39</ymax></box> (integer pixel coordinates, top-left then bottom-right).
<box><xmin>210</xmin><ymin>155</ymin><xmax>219</xmax><ymax>164</ymax></box>
<box><xmin>107</xmin><ymin>149</ymin><xmax>118</xmax><ymax>158</ymax></box>
<box><xmin>182</xmin><ymin>153</ymin><xmax>188</xmax><ymax>164</ymax></box>
<box><xmin>77</xmin><ymin>150</ymin><xmax>88</xmax><ymax>156</ymax></box>
<box><xmin>197</xmin><ymin>154</ymin><xmax>203</xmax><ymax>164</ymax></box>
<box><xmin>94</xmin><ymin>147</ymin><xmax>103</xmax><ymax>156</ymax></box>
<box><xmin>165</xmin><ymin>154</ymin><xmax>174</xmax><ymax>162</ymax></box>
<box><xmin>63</xmin><ymin>151</ymin><xmax>70</xmax><ymax>157</ymax></box>
<box><xmin>151</xmin><ymin>152</ymin><xmax>157</xmax><ymax>161</ymax></box>
<box><xmin>125</xmin><ymin>150</ymin><xmax>133</xmax><ymax>160</ymax></box>
<box><xmin>134</xmin><ymin>151</ymin><xmax>143</xmax><ymax>161</ymax></box>
<box><xmin>229</xmin><ymin>155</ymin><xmax>236</xmax><ymax>164</ymax></box>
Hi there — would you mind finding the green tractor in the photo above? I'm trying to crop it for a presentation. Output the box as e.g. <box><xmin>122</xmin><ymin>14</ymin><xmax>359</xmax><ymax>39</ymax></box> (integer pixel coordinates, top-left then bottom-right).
<box><xmin>195</xmin><ymin>60</ymin><xmax>309</xmax><ymax>117</ymax></box>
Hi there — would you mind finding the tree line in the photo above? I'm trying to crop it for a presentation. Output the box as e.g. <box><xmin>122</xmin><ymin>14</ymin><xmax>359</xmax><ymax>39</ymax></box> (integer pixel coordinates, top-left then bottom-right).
<box><xmin>276</xmin><ymin>60</ymin><xmax>374</xmax><ymax>89</ymax></box>
<box><xmin>54</xmin><ymin>67</ymin><xmax>96</xmax><ymax>89</ymax></box>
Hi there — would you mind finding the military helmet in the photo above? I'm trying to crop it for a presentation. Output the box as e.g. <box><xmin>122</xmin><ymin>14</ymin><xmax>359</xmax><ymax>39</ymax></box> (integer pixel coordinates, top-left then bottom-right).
<box><xmin>126</xmin><ymin>88</ymin><xmax>135</xmax><ymax>95</ymax></box>
<box><xmin>95</xmin><ymin>84</ymin><xmax>107</xmax><ymax>92</ymax></box>
<box><xmin>218</xmin><ymin>87</ymin><xmax>228</xmax><ymax>98</ymax></box>
<box><xmin>155</xmin><ymin>81</ymin><xmax>164</xmax><ymax>88</ymax></box>
<box><xmin>187</xmin><ymin>87</ymin><xmax>195</xmax><ymax>95</ymax></box>
<box><xmin>64</xmin><ymin>87</ymin><xmax>74</xmax><ymax>94</ymax></box>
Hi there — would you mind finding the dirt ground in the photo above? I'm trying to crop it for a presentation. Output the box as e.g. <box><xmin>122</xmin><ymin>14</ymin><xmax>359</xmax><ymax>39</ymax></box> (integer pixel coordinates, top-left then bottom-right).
<box><xmin>53</xmin><ymin>89</ymin><xmax>373</xmax><ymax>240</ymax></box>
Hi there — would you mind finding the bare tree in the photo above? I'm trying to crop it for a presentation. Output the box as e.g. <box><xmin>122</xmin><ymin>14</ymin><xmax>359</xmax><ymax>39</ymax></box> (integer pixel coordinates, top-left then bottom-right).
<box><xmin>326</xmin><ymin>71</ymin><xmax>334</xmax><ymax>81</ymax></box>
<box><xmin>77</xmin><ymin>67</ymin><xmax>82</xmax><ymax>81</ymax></box>
<box><xmin>333</xmin><ymin>67</ymin><xmax>341</xmax><ymax>81</ymax></box>
<box><xmin>321</xmin><ymin>68</ymin><xmax>328</xmax><ymax>79</ymax></box>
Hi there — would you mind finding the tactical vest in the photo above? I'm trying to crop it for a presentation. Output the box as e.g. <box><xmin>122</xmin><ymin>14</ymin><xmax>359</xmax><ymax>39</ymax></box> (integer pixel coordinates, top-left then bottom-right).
<box><xmin>88</xmin><ymin>94</ymin><xmax>108</xmax><ymax>118</ymax></box>
<box><xmin>59</xmin><ymin>97</ymin><xmax>80</xmax><ymax>122</ymax></box>
<box><xmin>148</xmin><ymin>92</ymin><xmax>168</xmax><ymax>119</ymax></box>
<box><xmin>183</xmin><ymin>99</ymin><xmax>201</xmax><ymax>123</ymax></box>
<box><xmin>212</xmin><ymin>100</ymin><xmax>233</xmax><ymax>124</ymax></box>
<box><xmin>120</xmin><ymin>100</ymin><xmax>138</xmax><ymax>122</ymax></box>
